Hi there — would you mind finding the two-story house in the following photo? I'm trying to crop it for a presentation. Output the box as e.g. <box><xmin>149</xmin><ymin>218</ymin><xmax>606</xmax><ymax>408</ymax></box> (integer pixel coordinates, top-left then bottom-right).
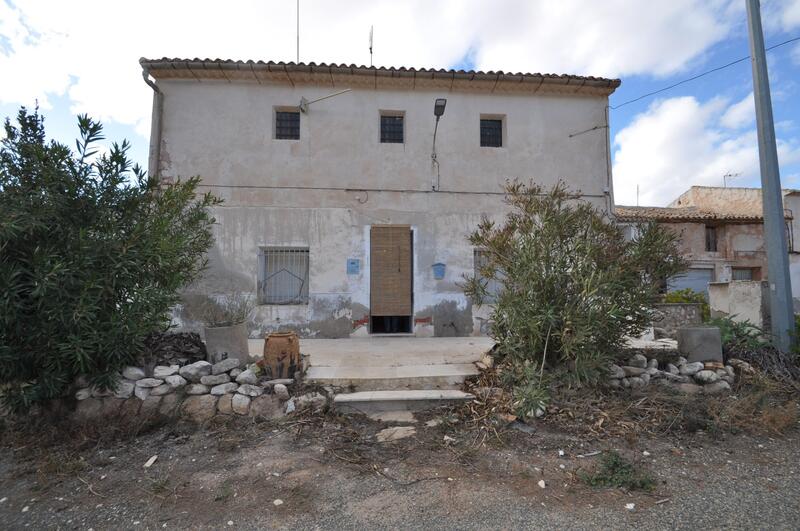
<box><xmin>140</xmin><ymin>58</ymin><xmax>620</xmax><ymax>338</ymax></box>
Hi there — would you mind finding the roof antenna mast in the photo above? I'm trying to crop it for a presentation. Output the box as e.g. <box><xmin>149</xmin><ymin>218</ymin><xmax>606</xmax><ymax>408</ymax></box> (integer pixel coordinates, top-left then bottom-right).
<box><xmin>296</xmin><ymin>0</ymin><xmax>300</xmax><ymax>63</ymax></box>
<box><xmin>369</xmin><ymin>25</ymin><xmax>374</xmax><ymax>67</ymax></box>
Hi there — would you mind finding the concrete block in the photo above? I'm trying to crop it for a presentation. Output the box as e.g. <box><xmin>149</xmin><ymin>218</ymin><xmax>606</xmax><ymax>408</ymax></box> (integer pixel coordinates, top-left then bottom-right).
<box><xmin>677</xmin><ymin>327</ymin><xmax>723</xmax><ymax>363</ymax></box>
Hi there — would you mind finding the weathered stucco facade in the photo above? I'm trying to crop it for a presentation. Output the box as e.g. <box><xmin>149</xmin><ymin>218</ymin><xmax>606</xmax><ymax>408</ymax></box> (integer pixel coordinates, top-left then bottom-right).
<box><xmin>617</xmin><ymin>186</ymin><xmax>800</xmax><ymax>308</ymax></box>
<box><xmin>142</xmin><ymin>59</ymin><xmax>620</xmax><ymax>337</ymax></box>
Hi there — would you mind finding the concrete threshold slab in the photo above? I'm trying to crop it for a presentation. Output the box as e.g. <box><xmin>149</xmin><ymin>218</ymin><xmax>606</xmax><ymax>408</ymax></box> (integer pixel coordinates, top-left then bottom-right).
<box><xmin>334</xmin><ymin>389</ymin><xmax>474</xmax><ymax>413</ymax></box>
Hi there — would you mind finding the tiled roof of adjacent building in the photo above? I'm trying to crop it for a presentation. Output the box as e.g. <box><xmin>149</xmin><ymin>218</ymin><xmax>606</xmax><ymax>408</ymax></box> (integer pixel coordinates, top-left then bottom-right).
<box><xmin>139</xmin><ymin>58</ymin><xmax>621</xmax><ymax>95</ymax></box>
<box><xmin>613</xmin><ymin>205</ymin><xmax>790</xmax><ymax>222</ymax></box>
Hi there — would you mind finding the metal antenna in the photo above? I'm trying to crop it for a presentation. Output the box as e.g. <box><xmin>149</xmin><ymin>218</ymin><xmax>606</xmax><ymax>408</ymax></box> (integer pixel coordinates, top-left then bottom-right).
<box><xmin>723</xmin><ymin>172</ymin><xmax>741</xmax><ymax>187</ymax></box>
<box><xmin>369</xmin><ymin>26</ymin><xmax>374</xmax><ymax>67</ymax></box>
<box><xmin>296</xmin><ymin>0</ymin><xmax>300</xmax><ymax>63</ymax></box>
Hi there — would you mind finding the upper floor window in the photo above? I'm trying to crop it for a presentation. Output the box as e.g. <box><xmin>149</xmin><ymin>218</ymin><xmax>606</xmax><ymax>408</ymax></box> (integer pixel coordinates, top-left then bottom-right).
<box><xmin>480</xmin><ymin>118</ymin><xmax>503</xmax><ymax>147</ymax></box>
<box><xmin>380</xmin><ymin>113</ymin><xmax>404</xmax><ymax>143</ymax></box>
<box><xmin>705</xmin><ymin>225</ymin><xmax>718</xmax><ymax>252</ymax></box>
<box><xmin>275</xmin><ymin>110</ymin><xmax>300</xmax><ymax>140</ymax></box>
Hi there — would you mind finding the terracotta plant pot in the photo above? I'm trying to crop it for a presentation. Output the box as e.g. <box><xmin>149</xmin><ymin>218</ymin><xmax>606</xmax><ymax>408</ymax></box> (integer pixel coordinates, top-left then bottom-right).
<box><xmin>203</xmin><ymin>321</ymin><xmax>249</xmax><ymax>368</ymax></box>
<box><xmin>260</xmin><ymin>331</ymin><xmax>300</xmax><ymax>379</ymax></box>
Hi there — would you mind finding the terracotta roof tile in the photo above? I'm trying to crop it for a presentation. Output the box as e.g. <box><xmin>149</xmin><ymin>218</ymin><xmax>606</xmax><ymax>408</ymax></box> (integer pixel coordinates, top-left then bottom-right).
<box><xmin>613</xmin><ymin>206</ymin><xmax>790</xmax><ymax>222</ymax></box>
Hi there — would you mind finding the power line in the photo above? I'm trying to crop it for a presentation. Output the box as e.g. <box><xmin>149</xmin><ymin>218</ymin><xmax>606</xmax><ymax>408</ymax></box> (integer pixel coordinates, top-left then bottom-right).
<box><xmin>609</xmin><ymin>35</ymin><xmax>800</xmax><ymax>110</ymax></box>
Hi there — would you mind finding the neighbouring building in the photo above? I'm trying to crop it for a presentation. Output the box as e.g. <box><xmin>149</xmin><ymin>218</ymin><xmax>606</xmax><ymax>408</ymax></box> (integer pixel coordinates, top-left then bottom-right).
<box><xmin>615</xmin><ymin>186</ymin><xmax>800</xmax><ymax>308</ymax></box>
<box><xmin>140</xmin><ymin>58</ymin><xmax>620</xmax><ymax>338</ymax></box>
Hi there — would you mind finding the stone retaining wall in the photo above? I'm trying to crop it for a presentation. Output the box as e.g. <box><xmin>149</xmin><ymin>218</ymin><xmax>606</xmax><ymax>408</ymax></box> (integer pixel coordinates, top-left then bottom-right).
<box><xmin>652</xmin><ymin>303</ymin><xmax>704</xmax><ymax>339</ymax></box>
<box><xmin>71</xmin><ymin>358</ymin><xmax>326</xmax><ymax>424</ymax></box>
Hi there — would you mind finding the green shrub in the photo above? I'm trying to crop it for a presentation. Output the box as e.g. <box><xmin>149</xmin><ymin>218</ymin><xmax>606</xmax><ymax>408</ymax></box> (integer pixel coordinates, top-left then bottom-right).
<box><xmin>580</xmin><ymin>451</ymin><xmax>655</xmax><ymax>491</ymax></box>
<box><xmin>664</xmin><ymin>288</ymin><xmax>710</xmax><ymax>322</ymax></box>
<box><xmin>0</xmin><ymin>108</ymin><xmax>221</xmax><ymax>412</ymax></box>
<box><xmin>707</xmin><ymin>316</ymin><xmax>768</xmax><ymax>352</ymax></box>
<box><xmin>462</xmin><ymin>181</ymin><xmax>686</xmax><ymax>416</ymax></box>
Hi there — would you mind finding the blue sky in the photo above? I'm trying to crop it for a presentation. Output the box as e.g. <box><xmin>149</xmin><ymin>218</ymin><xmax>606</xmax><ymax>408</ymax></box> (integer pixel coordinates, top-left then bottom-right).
<box><xmin>2</xmin><ymin>0</ymin><xmax>800</xmax><ymax>206</ymax></box>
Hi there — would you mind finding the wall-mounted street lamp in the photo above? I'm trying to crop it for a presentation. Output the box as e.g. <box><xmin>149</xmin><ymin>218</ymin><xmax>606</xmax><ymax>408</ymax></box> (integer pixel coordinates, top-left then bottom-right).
<box><xmin>431</xmin><ymin>98</ymin><xmax>447</xmax><ymax>190</ymax></box>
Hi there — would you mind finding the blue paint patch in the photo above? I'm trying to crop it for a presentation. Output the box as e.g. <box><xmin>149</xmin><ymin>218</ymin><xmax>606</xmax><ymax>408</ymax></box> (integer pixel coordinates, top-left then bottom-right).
<box><xmin>432</xmin><ymin>262</ymin><xmax>446</xmax><ymax>280</ymax></box>
<box><xmin>347</xmin><ymin>258</ymin><xmax>360</xmax><ymax>275</ymax></box>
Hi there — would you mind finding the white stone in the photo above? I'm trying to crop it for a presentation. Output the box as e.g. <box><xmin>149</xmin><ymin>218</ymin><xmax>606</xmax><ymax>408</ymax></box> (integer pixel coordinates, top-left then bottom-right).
<box><xmin>237</xmin><ymin>384</ymin><xmax>264</xmax><ymax>397</ymax></box>
<box><xmin>150</xmin><ymin>384</ymin><xmax>173</xmax><ymax>396</ymax></box>
<box><xmin>628</xmin><ymin>354</ymin><xmax>648</xmax><ymax>369</ymax></box>
<box><xmin>114</xmin><ymin>381</ymin><xmax>135</xmax><ymax>399</ymax></box>
<box><xmin>185</xmin><ymin>384</ymin><xmax>210</xmax><ymax>395</ymax></box>
<box><xmin>179</xmin><ymin>361</ymin><xmax>212</xmax><ymax>383</ymax></box>
<box><xmin>134</xmin><ymin>386</ymin><xmax>151</xmax><ymax>401</ymax></box>
<box><xmin>680</xmin><ymin>362</ymin><xmax>705</xmax><ymax>376</ymax></box>
<box><xmin>75</xmin><ymin>388</ymin><xmax>91</xmax><ymax>400</ymax></box>
<box><xmin>608</xmin><ymin>364</ymin><xmax>625</xmax><ymax>379</ymax></box>
<box><xmin>694</xmin><ymin>370</ymin><xmax>719</xmax><ymax>384</ymax></box>
<box><xmin>667</xmin><ymin>363</ymin><xmax>680</xmax><ymax>375</ymax></box>
<box><xmin>153</xmin><ymin>365</ymin><xmax>179</xmax><ymax>378</ymax></box>
<box><xmin>273</xmin><ymin>383</ymin><xmax>290</xmax><ymax>400</ymax></box>
<box><xmin>122</xmin><ymin>367</ymin><xmax>145</xmax><ymax>381</ymax></box>
<box><xmin>628</xmin><ymin>376</ymin><xmax>646</xmax><ymax>389</ymax></box>
<box><xmin>212</xmin><ymin>358</ymin><xmax>241</xmax><ymax>375</ymax></box>
<box><xmin>135</xmin><ymin>378</ymin><xmax>164</xmax><ymax>388</ymax></box>
<box><xmin>236</xmin><ymin>369</ymin><xmax>258</xmax><ymax>385</ymax></box>
<box><xmin>296</xmin><ymin>392</ymin><xmax>326</xmax><ymax>411</ymax></box>
<box><xmin>285</xmin><ymin>398</ymin><xmax>296</xmax><ymax>414</ymax></box>
<box><xmin>538</xmin><ymin>480</ymin><xmax>546</xmax><ymax>489</ymax></box>
<box><xmin>211</xmin><ymin>382</ymin><xmax>239</xmax><ymax>395</ymax></box>
<box><xmin>647</xmin><ymin>358</ymin><xmax>658</xmax><ymax>369</ymax></box>
<box><xmin>677</xmin><ymin>356</ymin><xmax>688</xmax><ymax>366</ymax></box>
<box><xmin>640</xmin><ymin>373</ymin><xmax>650</xmax><ymax>385</ymax></box>
<box><xmin>376</xmin><ymin>426</ymin><xmax>416</xmax><ymax>442</ymax></box>
<box><xmin>231</xmin><ymin>393</ymin><xmax>251</xmax><ymax>414</ymax></box>
<box><xmin>703</xmin><ymin>380</ymin><xmax>731</xmax><ymax>395</ymax></box>
<box><xmin>165</xmin><ymin>374</ymin><xmax>187</xmax><ymax>389</ymax></box>
<box><xmin>623</xmin><ymin>366</ymin><xmax>647</xmax><ymax>377</ymax></box>
<box><xmin>200</xmin><ymin>373</ymin><xmax>231</xmax><ymax>386</ymax></box>
<box><xmin>229</xmin><ymin>368</ymin><xmax>242</xmax><ymax>379</ymax></box>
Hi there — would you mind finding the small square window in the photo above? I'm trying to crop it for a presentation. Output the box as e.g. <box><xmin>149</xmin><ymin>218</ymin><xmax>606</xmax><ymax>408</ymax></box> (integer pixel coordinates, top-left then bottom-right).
<box><xmin>275</xmin><ymin>111</ymin><xmax>300</xmax><ymax>140</ymax></box>
<box><xmin>258</xmin><ymin>247</ymin><xmax>309</xmax><ymax>304</ymax></box>
<box><xmin>380</xmin><ymin>114</ymin><xmax>404</xmax><ymax>143</ymax></box>
<box><xmin>480</xmin><ymin>119</ymin><xmax>503</xmax><ymax>147</ymax></box>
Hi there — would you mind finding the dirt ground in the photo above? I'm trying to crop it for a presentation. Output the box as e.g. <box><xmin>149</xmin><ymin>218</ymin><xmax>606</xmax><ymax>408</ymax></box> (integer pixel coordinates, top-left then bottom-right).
<box><xmin>2</xmin><ymin>403</ymin><xmax>800</xmax><ymax>531</ymax></box>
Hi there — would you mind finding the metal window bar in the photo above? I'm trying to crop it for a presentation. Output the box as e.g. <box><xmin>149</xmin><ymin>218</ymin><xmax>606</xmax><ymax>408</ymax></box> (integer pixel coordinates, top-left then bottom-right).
<box><xmin>380</xmin><ymin>115</ymin><xmax>404</xmax><ymax>143</ymax></box>
<box><xmin>275</xmin><ymin>111</ymin><xmax>300</xmax><ymax>139</ymax></box>
<box><xmin>259</xmin><ymin>248</ymin><xmax>309</xmax><ymax>304</ymax></box>
<box><xmin>732</xmin><ymin>268</ymin><xmax>754</xmax><ymax>281</ymax></box>
<box><xmin>480</xmin><ymin>119</ymin><xmax>503</xmax><ymax>147</ymax></box>
<box><xmin>474</xmin><ymin>249</ymin><xmax>502</xmax><ymax>303</ymax></box>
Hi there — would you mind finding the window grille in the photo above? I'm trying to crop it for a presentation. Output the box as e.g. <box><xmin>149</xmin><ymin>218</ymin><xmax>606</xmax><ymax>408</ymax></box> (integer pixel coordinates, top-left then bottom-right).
<box><xmin>258</xmin><ymin>247</ymin><xmax>309</xmax><ymax>304</ymax></box>
<box><xmin>705</xmin><ymin>225</ymin><xmax>718</xmax><ymax>252</ymax></box>
<box><xmin>732</xmin><ymin>268</ymin><xmax>754</xmax><ymax>281</ymax></box>
<box><xmin>480</xmin><ymin>119</ymin><xmax>503</xmax><ymax>147</ymax></box>
<box><xmin>380</xmin><ymin>115</ymin><xmax>404</xmax><ymax>143</ymax></box>
<box><xmin>275</xmin><ymin>111</ymin><xmax>300</xmax><ymax>140</ymax></box>
<box><xmin>474</xmin><ymin>249</ymin><xmax>502</xmax><ymax>303</ymax></box>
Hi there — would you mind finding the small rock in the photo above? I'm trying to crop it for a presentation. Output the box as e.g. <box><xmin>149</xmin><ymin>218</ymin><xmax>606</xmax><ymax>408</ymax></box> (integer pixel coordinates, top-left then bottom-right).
<box><xmin>680</xmin><ymin>362</ymin><xmax>705</xmax><ymax>376</ymax></box>
<box><xmin>621</xmin><ymin>378</ymin><xmax>631</xmax><ymax>388</ymax></box>
<box><xmin>640</xmin><ymin>373</ymin><xmax>650</xmax><ymax>385</ymax></box>
<box><xmin>538</xmin><ymin>480</ymin><xmax>546</xmax><ymax>489</ymax></box>
<box><xmin>285</xmin><ymin>398</ymin><xmax>296</xmax><ymax>414</ymax></box>
<box><xmin>724</xmin><ymin>365</ymin><xmax>736</xmax><ymax>377</ymax></box>
<box><xmin>608</xmin><ymin>364</ymin><xmax>625</xmax><ymax>379</ymax></box>
<box><xmin>622</xmin><ymin>366</ymin><xmax>647</xmax><ymax>377</ymax></box>
<box><xmin>165</xmin><ymin>374</ymin><xmax>187</xmax><ymax>389</ymax></box>
<box><xmin>273</xmin><ymin>499</ymin><xmax>284</xmax><ymax>506</ymax></box>
<box><xmin>628</xmin><ymin>376</ymin><xmax>646</xmax><ymax>389</ymax></box>
<box><xmin>134</xmin><ymin>386</ymin><xmax>151</xmax><ymax>401</ymax></box>
<box><xmin>114</xmin><ymin>381</ymin><xmax>135</xmax><ymax>399</ymax></box>
<box><xmin>153</xmin><ymin>365</ymin><xmax>179</xmax><ymax>378</ymax></box>
<box><xmin>249</xmin><ymin>395</ymin><xmax>284</xmax><ymax>419</ymax></box>
<box><xmin>75</xmin><ymin>388</ymin><xmax>92</xmax><ymax>400</ymax></box>
<box><xmin>642</xmin><ymin>451</ymin><xmax>651</xmax><ymax>457</ymax></box>
<box><xmin>674</xmin><ymin>382</ymin><xmax>704</xmax><ymax>394</ymax></box>
<box><xmin>667</xmin><ymin>363</ymin><xmax>680</xmax><ymax>375</ymax></box>
<box><xmin>179</xmin><ymin>361</ymin><xmax>212</xmax><ymax>383</ymax></box>
<box><xmin>200</xmin><ymin>373</ymin><xmax>231</xmax><ymax>386</ymax></box>
<box><xmin>135</xmin><ymin>378</ymin><xmax>164</xmax><ymax>388</ymax></box>
<box><xmin>693</xmin><ymin>370</ymin><xmax>719</xmax><ymax>384</ymax></box>
<box><xmin>180</xmin><ymin>394</ymin><xmax>218</xmax><ymax>422</ymax></box>
<box><xmin>628</xmin><ymin>354</ymin><xmax>648</xmax><ymax>368</ymax></box>
<box><xmin>426</xmin><ymin>418</ymin><xmax>443</xmax><ymax>427</ymax></box>
<box><xmin>296</xmin><ymin>392</ymin><xmax>326</xmax><ymax>411</ymax></box>
<box><xmin>212</xmin><ymin>358</ymin><xmax>240</xmax><ymax>375</ymax></box>
<box><xmin>703</xmin><ymin>380</ymin><xmax>731</xmax><ymax>395</ymax></box>
<box><xmin>376</xmin><ymin>426</ymin><xmax>416</xmax><ymax>442</ymax></box>
<box><xmin>646</xmin><ymin>367</ymin><xmax>659</xmax><ymax>377</ymax></box>
<box><xmin>266</xmin><ymin>378</ymin><xmax>294</xmax><ymax>386</ymax></box>
<box><xmin>647</xmin><ymin>358</ymin><xmax>658</xmax><ymax>369</ymax></box>
<box><xmin>273</xmin><ymin>383</ymin><xmax>290</xmax><ymax>400</ymax></box>
<box><xmin>662</xmin><ymin>372</ymin><xmax>690</xmax><ymax>383</ymax></box>
<box><xmin>211</xmin><ymin>382</ymin><xmax>239</xmax><ymax>395</ymax></box>
<box><xmin>625</xmin><ymin>503</ymin><xmax>636</xmax><ymax>511</ymax></box>
<box><xmin>608</xmin><ymin>379</ymin><xmax>622</xmax><ymax>388</ymax></box>
<box><xmin>721</xmin><ymin>375</ymin><xmax>735</xmax><ymax>384</ymax></box>
<box><xmin>237</xmin><ymin>384</ymin><xmax>264</xmax><ymax>397</ymax></box>
<box><xmin>236</xmin><ymin>369</ymin><xmax>258</xmax><ymax>385</ymax></box>
<box><xmin>677</xmin><ymin>356</ymin><xmax>688</xmax><ymax>366</ymax></box>
<box><xmin>150</xmin><ymin>384</ymin><xmax>173</xmax><ymax>396</ymax></box>
<box><xmin>122</xmin><ymin>367</ymin><xmax>145</xmax><ymax>381</ymax></box>
<box><xmin>229</xmin><ymin>368</ymin><xmax>242</xmax><ymax>379</ymax></box>
<box><xmin>185</xmin><ymin>384</ymin><xmax>210</xmax><ymax>395</ymax></box>
<box><xmin>232</xmin><ymin>393</ymin><xmax>251</xmax><ymax>414</ymax></box>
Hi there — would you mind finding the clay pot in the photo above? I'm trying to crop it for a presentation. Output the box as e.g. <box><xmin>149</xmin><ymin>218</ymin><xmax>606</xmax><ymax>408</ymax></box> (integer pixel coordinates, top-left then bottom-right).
<box><xmin>261</xmin><ymin>331</ymin><xmax>300</xmax><ymax>379</ymax></box>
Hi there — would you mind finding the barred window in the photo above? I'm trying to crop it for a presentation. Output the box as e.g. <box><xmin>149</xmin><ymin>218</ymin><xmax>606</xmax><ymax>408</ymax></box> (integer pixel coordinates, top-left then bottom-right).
<box><xmin>474</xmin><ymin>249</ymin><xmax>502</xmax><ymax>303</ymax></box>
<box><xmin>380</xmin><ymin>114</ymin><xmax>404</xmax><ymax>143</ymax></box>
<box><xmin>732</xmin><ymin>267</ymin><xmax>756</xmax><ymax>281</ymax></box>
<box><xmin>258</xmin><ymin>247</ymin><xmax>309</xmax><ymax>304</ymax></box>
<box><xmin>275</xmin><ymin>111</ymin><xmax>300</xmax><ymax>140</ymax></box>
<box><xmin>480</xmin><ymin>119</ymin><xmax>503</xmax><ymax>147</ymax></box>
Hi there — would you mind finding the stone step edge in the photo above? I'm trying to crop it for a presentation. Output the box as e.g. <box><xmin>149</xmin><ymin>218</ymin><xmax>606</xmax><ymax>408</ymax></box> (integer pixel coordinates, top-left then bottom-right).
<box><xmin>333</xmin><ymin>390</ymin><xmax>475</xmax><ymax>403</ymax></box>
<box><xmin>306</xmin><ymin>364</ymin><xmax>479</xmax><ymax>380</ymax></box>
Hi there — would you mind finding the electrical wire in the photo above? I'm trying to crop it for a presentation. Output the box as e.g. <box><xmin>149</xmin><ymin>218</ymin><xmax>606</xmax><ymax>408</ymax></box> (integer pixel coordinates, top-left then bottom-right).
<box><xmin>609</xmin><ymin>35</ymin><xmax>800</xmax><ymax>110</ymax></box>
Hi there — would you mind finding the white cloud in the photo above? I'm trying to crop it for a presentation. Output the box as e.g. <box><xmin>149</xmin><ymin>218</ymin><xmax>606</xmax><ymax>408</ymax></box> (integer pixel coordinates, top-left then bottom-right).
<box><xmin>612</xmin><ymin>95</ymin><xmax>800</xmax><ymax>206</ymax></box>
<box><xmin>720</xmin><ymin>92</ymin><xmax>755</xmax><ymax>129</ymax></box>
<box><xmin>0</xmin><ymin>0</ymin><xmax>740</xmax><ymax>140</ymax></box>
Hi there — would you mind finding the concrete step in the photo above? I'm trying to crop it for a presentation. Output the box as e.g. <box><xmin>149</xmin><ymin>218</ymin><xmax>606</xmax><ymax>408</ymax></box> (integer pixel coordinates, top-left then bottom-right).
<box><xmin>334</xmin><ymin>390</ymin><xmax>475</xmax><ymax>413</ymax></box>
<box><xmin>306</xmin><ymin>363</ymin><xmax>478</xmax><ymax>391</ymax></box>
